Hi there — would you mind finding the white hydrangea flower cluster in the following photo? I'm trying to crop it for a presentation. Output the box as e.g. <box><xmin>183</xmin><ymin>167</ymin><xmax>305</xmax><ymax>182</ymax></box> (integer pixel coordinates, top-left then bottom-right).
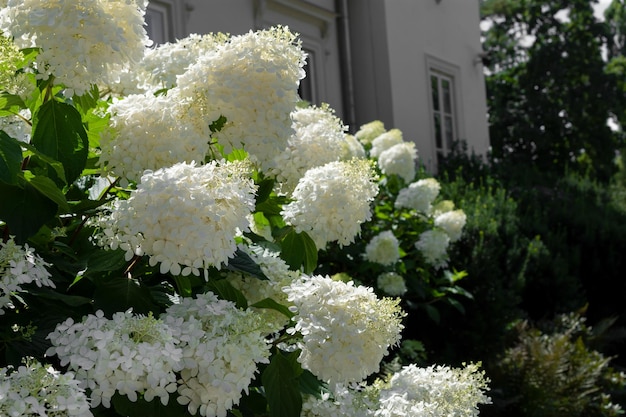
<box><xmin>341</xmin><ymin>134</ymin><xmax>367</xmax><ymax>160</ymax></box>
<box><xmin>415</xmin><ymin>229</ymin><xmax>451</xmax><ymax>268</ymax></box>
<box><xmin>0</xmin><ymin>35</ymin><xmax>34</xmax><ymax>100</ymax></box>
<box><xmin>284</xmin><ymin>275</ymin><xmax>405</xmax><ymax>385</ymax></box>
<box><xmin>303</xmin><ymin>363</ymin><xmax>490</xmax><ymax>417</ymax></box>
<box><xmin>282</xmin><ymin>159</ymin><xmax>379</xmax><ymax>249</ymax></box>
<box><xmin>93</xmin><ymin>161</ymin><xmax>256</xmax><ymax>276</ymax></box>
<box><xmin>225</xmin><ymin>244</ymin><xmax>301</xmax><ymax>330</ymax></box>
<box><xmin>369</xmin><ymin>129</ymin><xmax>404</xmax><ymax>159</ymax></box>
<box><xmin>364</xmin><ymin>231</ymin><xmax>400</xmax><ymax>266</ymax></box>
<box><xmin>0</xmin><ymin>237</ymin><xmax>54</xmax><ymax>314</ymax></box>
<box><xmin>271</xmin><ymin>104</ymin><xmax>349</xmax><ymax>194</ymax></box>
<box><xmin>301</xmin><ymin>384</ymin><xmax>377</xmax><ymax>417</ymax></box>
<box><xmin>0</xmin><ymin>110</ymin><xmax>31</xmax><ymax>143</ymax></box>
<box><xmin>175</xmin><ymin>26</ymin><xmax>306</xmax><ymax>172</ymax></box>
<box><xmin>394</xmin><ymin>178</ymin><xmax>441</xmax><ymax>213</ymax></box>
<box><xmin>99</xmin><ymin>93</ymin><xmax>210</xmax><ymax>183</ymax></box>
<box><xmin>373</xmin><ymin>363</ymin><xmax>491</xmax><ymax>417</ymax></box>
<box><xmin>354</xmin><ymin>120</ymin><xmax>386</xmax><ymax>146</ymax></box>
<box><xmin>139</xmin><ymin>33</ymin><xmax>229</xmax><ymax>91</ymax></box>
<box><xmin>377</xmin><ymin>141</ymin><xmax>417</xmax><ymax>183</ymax></box>
<box><xmin>377</xmin><ymin>272</ymin><xmax>408</xmax><ymax>296</ymax></box>
<box><xmin>46</xmin><ymin>310</ymin><xmax>183</xmax><ymax>409</ymax></box>
<box><xmin>0</xmin><ymin>359</ymin><xmax>93</xmax><ymax>417</ymax></box>
<box><xmin>0</xmin><ymin>0</ymin><xmax>151</xmax><ymax>96</ymax></box>
<box><xmin>435</xmin><ymin>209</ymin><xmax>467</xmax><ymax>242</ymax></box>
<box><xmin>162</xmin><ymin>292</ymin><xmax>271</xmax><ymax>417</ymax></box>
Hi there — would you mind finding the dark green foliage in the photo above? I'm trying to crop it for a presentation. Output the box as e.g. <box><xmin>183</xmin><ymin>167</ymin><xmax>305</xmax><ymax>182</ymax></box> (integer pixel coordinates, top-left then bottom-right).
<box><xmin>484</xmin><ymin>313</ymin><xmax>625</xmax><ymax>417</ymax></box>
<box><xmin>426</xmin><ymin>161</ymin><xmax>539</xmax><ymax>364</ymax></box>
<box><xmin>482</xmin><ymin>0</ymin><xmax>622</xmax><ymax>182</ymax></box>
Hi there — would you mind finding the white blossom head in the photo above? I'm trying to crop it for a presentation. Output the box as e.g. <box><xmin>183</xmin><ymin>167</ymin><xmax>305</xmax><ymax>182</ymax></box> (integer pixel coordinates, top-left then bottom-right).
<box><xmin>162</xmin><ymin>292</ymin><xmax>271</xmax><ymax>417</ymax></box>
<box><xmin>281</xmin><ymin>159</ymin><xmax>379</xmax><ymax>249</ymax></box>
<box><xmin>0</xmin><ymin>237</ymin><xmax>54</xmax><ymax>314</ymax></box>
<box><xmin>374</xmin><ymin>363</ymin><xmax>491</xmax><ymax>417</ymax></box>
<box><xmin>341</xmin><ymin>134</ymin><xmax>367</xmax><ymax>160</ymax></box>
<box><xmin>99</xmin><ymin>92</ymin><xmax>209</xmax><ymax>183</ymax></box>
<box><xmin>394</xmin><ymin>178</ymin><xmax>441</xmax><ymax>213</ymax></box>
<box><xmin>377</xmin><ymin>272</ymin><xmax>407</xmax><ymax>296</ymax></box>
<box><xmin>284</xmin><ymin>275</ymin><xmax>405</xmax><ymax>385</ymax></box>
<box><xmin>271</xmin><ymin>104</ymin><xmax>348</xmax><ymax>194</ymax></box>
<box><xmin>0</xmin><ymin>359</ymin><xmax>93</xmax><ymax>416</ymax></box>
<box><xmin>93</xmin><ymin>160</ymin><xmax>257</xmax><ymax>276</ymax></box>
<box><xmin>434</xmin><ymin>209</ymin><xmax>467</xmax><ymax>242</ymax></box>
<box><xmin>415</xmin><ymin>229</ymin><xmax>450</xmax><ymax>268</ymax></box>
<box><xmin>140</xmin><ymin>32</ymin><xmax>229</xmax><ymax>91</ymax></box>
<box><xmin>174</xmin><ymin>26</ymin><xmax>306</xmax><ymax>172</ymax></box>
<box><xmin>301</xmin><ymin>384</ymin><xmax>376</xmax><ymax>417</ymax></box>
<box><xmin>377</xmin><ymin>142</ymin><xmax>417</xmax><ymax>183</ymax></box>
<box><xmin>354</xmin><ymin>120</ymin><xmax>386</xmax><ymax>146</ymax></box>
<box><xmin>364</xmin><ymin>231</ymin><xmax>400</xmax><ymax>266</ymax></box>
<box><xmin>46</xmin><ymin>310</ymin><xmax>183</xmax><ymax>408</ymax></box>
<box><xmin>0</xmin><ymin>35</ymin><xmax>34</xmax><ymax>99</ymax></box>
<box><xmin>0</xmin><ymin>0</ymin><xmax>151</xmax><ymax>96</ymax></box>
<box><xmin>369</xmin><ymin>129</ymin><xmax>403</xmax><ymax>158</ymax></box>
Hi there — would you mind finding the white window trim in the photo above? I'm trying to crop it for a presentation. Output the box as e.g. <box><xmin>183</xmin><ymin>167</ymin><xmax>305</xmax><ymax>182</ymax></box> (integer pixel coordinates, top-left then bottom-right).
<box><xmin>424</xmin><ymin>55</ymin><xmax>466</xmax><ymax>158</ymax></box>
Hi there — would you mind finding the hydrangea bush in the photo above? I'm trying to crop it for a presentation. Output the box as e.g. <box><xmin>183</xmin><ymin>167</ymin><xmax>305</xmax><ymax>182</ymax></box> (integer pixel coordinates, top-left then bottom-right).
<box><xmin>316</xmin><ymin>120</ymin><xmax>473</xmax><ymax>326</ymax></box>
<box><xmin>0</xmin><ymin>1</ymin><xmax>490</xmax><ymax>416</ymax></box>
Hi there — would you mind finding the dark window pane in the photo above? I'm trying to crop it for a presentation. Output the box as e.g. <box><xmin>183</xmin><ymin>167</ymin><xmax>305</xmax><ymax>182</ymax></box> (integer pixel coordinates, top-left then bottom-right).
<box><xmin>298</xmin><ymin>50</ymin><xmax>316</xmax><ymax>104</ymax></box>
<box><xmin>444</xmin><ymin>115</ymin><xmax>454</xmax><ymax>149</ymax></box>
<box><xmin>431</xmin><ymin>75</ymin><xmax>439</xmax><ymax>111</ymax></box>
<box><xmin>442</xmin><ymin>79</ymin><xmax>452</xmax><ymax>114</ymax></box>
<box><xmin>434</xmin><ymin>113</ymin><xmax>442</xmax><ymax>149</ymax></box>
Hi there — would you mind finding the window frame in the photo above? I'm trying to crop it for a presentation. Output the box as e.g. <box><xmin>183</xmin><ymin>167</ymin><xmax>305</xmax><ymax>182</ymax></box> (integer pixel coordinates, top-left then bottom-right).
<box><xmin>145</xmin><ymin>0</ymin><xmax>187</xmax><ymax>45</ymax></box>
<box><xmin>425</xmin><ymin>55</ymin><xmax>465</xmax><ymax>160</ymax></box>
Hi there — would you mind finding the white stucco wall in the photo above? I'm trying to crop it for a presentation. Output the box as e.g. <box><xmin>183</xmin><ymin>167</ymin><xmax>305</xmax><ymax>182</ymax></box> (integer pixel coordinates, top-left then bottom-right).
<box><xmin>349</xmin><ymin>0</ymin><xmax>490</xmax><ymax>171</ymax></box>
<box><xmin>184</xmin><ymin>0</ymin><xmax>256</xmax><ymax>35</ymax></box>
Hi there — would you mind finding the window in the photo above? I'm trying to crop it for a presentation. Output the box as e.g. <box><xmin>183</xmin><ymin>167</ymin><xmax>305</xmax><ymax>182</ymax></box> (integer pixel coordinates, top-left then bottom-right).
<box><xmin>145</xmin><ymin>1</ymin><xmax>186</xmax><ymax>45</ymax></box>
<box><xmin>429</xmin><ymin>71</ymin><xmax>457</xmax><ymax>156</ymax></box>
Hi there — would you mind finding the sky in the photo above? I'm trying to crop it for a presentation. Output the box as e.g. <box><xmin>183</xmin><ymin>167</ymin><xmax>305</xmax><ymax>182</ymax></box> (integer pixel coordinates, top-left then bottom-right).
<box><xmin>595</xmin><ymin>0</ymin><xmax>613</xmax><ymax>20</ymax></box>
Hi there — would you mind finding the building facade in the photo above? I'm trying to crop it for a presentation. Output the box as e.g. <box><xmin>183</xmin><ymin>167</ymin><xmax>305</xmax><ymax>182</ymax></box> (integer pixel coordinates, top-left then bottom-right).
<box><xmin>146</xmin><ymin>0</ymin><xmax>490</xmax><ymax>171</ymax></box>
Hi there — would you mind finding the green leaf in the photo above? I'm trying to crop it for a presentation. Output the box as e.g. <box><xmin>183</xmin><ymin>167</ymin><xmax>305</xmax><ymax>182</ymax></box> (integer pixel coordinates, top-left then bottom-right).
<box><xmin>209</xmin><ymin>115</ymin><xmax>227</xmax><ymax>133</ymax></box>
<box><xmin>84</xmin><ymin>248</ymin><xmax>128</xmax><ymax>274</ymax></box>
<box><xmin>0</xmin><ymin>91</ymin><xmax>26</xmax><ymax>115</ymax></box>
<box><xmin>299</xmin><ymin>370</ymin><xmax>328</xmax><ymax>398</ymax></box>
<box><xmin>279</xmin><ymin>229</ymin><xmax>318</xmax><ymax>273</ymax></box>
<box><xmin>27</xmin><ymin>287</ymin><xmax>92</xmax><ymax>307</ymax></box>
<box><xmin>92</xmin><ymin>275</ymin><xmax>159</xmax><ymax>316</ymax></box>
<box><xmin>225</xmin><ymin>248</ymin><xmax>268</xmax><ymax>280</ymax></box>
<box><xmin>262</xmin><ymin>350</ymin><xmax>303</xmax><ymax>417</ymax></box>
<box><xmin>423</xmin><ymin>304</ymin><xmax>440</xmax><ymax>324</ymax></box>
<box><xmin>205</xmin><ymin>279</ymin><xmax>248</xmax><ymax>309</ymax></box>
<box><xmin>20</xmin><ymin>141</ymin><xmax>67</xmax><ymax>184</ymax></box>
<box><xmin>31</xmin><ymin>100</ymin><xmax>88</xmax><ymax>184</ymax></box>
<box><xmin>0</xmin><ymin>131</ymin><xmax>23</xmax><ymax>184</ymax></box>
<box><xmin>446</xmin><ymin>297</ymin><xmax>466</xmax><ymax>314</ymax></box>
<box><xmin>174</xmin><ymin>275</ymin><xmax>193</xmax><ymax>298</ymax></box>
<box><xmin>256</xmin><ymin>195</ymin><xmax>290</xmax><ymax>217</ymax></box>
<box><xmin>255</xmin><ymin>177</ymin><xmax>276</xmax><ymax>204</ymax></box>
<box><xmin>19</xmin><ymin>171</ymin><xmax>69</xmax><ymax>212</ymax></box>
<box><xmin>251</xmin><ymin>298</ymin><xmax>295</xmax><ymax>319</ymax></box>
<box><xmin>0</xmin><ymin>181</ymin><xmax>57</xmax><ymax>243</ymax></box>
<box><xmin>111</xmin><ymin>394</ymin><xmax>189</xmax><ymax>417</ymax></box>
<box><xmin>72</xmin><ymin>84</ymin><xmax>100</xmax><ymax>114</ymax></box>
